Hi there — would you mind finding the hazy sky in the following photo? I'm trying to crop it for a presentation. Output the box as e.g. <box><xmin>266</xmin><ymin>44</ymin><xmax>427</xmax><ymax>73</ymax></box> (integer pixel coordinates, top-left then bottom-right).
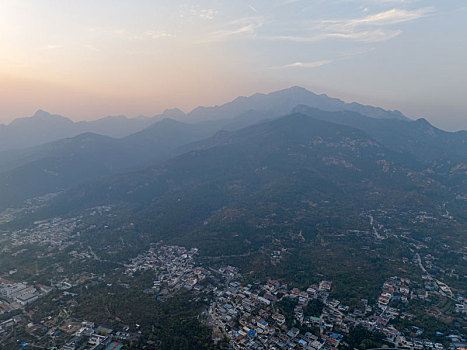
<box><xmin>0</xmin><ymin>0</ymin><xmax>466</xmax><ymax>130</ymax></box>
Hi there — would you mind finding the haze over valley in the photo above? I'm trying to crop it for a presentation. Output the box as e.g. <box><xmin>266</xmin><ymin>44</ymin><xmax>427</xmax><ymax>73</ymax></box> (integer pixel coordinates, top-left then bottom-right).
<box><xmin>0</xmin><ymin>1</ymin><xmax>466</xmax><ymax>349</ymax></box>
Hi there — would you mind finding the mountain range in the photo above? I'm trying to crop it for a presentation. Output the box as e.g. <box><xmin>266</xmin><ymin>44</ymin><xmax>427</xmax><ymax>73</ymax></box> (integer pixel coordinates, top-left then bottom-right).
<box><xmin>0</xmin><ymin>86</ymin><xmax>465</xmax><ymax>348</ymax></box>
<box><xmin>0</xmin><ymin>87</ymin><xmax>465</xmax><ymax>306</ymax></box>
<box><xmin>0</xmin><ymin>86</ymin><xmax>465</xmax><ymax>220</ymax></box>
<box><xmin>38</xmin><ymin>110</ymin><xmax>465</xmax><ymax>259</ymax></box>
<box><xmin>0</xmin><ymin>86</ymin><xmax>410</xmax><ymax>153</ymax></box>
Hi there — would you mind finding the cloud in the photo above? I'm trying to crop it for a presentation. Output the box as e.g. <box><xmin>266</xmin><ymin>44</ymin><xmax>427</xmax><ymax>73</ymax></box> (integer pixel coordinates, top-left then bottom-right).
<box><xmin>145</xmin><ymin>30</ymin><xmax>174</xmax><ymax>40</ymax></box>
<box><xmin>318</xmin><ymin>7</ymin><xmax>433</xmax><ymax>28</ymax></box>
<box><xmin>179</xmin><ymin>5</ymin><xmax>218</xmax><ymax>20</ymax></box>
<box><xmin>272</xmin><ymin>28</ymin><xmax>402</xmax><ymax>43</ymax></box>
<box><xmin>269</xmin><ymin>59</ymin><xmax>333</xmax><ymax>69</ymax></box>
<box><xmin>337</xmin><ymin>0</ymin><xmax>417</xmax><ymax>3</ymax></box>
<box><xmin>268</xmin><ymin>7</ymin><xmax>432</xmax><ymax>43</ymax></box>
<box><xmin>249</xmin><ymin>5</ymin><xmax>259</xmax><ymax>13</ymax></box>
<box><xmin>267</xmin><ymin>47</ymin><xmax>374</xmax><ymax>70</ymax></box>
<box><xmin>204</xmin><ymin>16</ymin><xmax>264</xmax><ymax>42</ymax></box>
<box><xmin>325</xmin><ymin>29</ymin><xmax>403</xmax><ymax>42</ymax></box>
<box><xmin>199</xmin><ymin>9</ymin><xmax>218</xmax><ymax>20</ymax></box>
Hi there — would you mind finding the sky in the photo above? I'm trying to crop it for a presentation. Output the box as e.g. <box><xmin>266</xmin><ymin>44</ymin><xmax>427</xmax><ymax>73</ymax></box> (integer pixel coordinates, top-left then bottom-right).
<box><xmin>0</xmin><ymin>0</ymin><xmax>466</xmax><ymax>131</ymax></box>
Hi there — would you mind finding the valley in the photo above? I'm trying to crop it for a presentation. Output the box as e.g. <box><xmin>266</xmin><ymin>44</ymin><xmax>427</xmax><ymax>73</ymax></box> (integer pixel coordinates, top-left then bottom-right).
<box><xmin>0</xmin><ymin>88</ymin><xmax>465</xmax><ymax>349</ymax></box>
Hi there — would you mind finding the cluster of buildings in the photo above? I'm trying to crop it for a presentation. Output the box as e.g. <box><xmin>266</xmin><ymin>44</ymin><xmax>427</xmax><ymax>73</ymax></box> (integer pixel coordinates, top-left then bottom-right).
<box><xmin>59</xmin><ymin>321</ymin><xmax>127</xmax><ymax>350</ymax></box>
<box><xmin>209</xmin><ymin>270</ymin><xmax>466</xmax><ymax>350</ymax></box>
<box><xmin>4</xmin><ymin>205</ymin><xmax>113</xmax><ymax>253</ymax></box>
<box><xmin>1</xmin><ymin>287</ymin><xmax>128</xmax><ymax>349</ymax></box>
<box><xmin>403</xmin><ymin>253</ymin><xmax>459</xmax><ymax>303</ymax></box>
<box><xmin>209</xmin><ymin>277</ymin><xmax>347</xmax><ymax>349</ymax></box>
<box><xmin>340</xmin><ymin>276</ymin><xmax>465</xmax><ymax>350</ymax></box>
<box><xmin>377</xmin><ymin>277</ymin><xmax>411</xmax><ymax>307</ymax></box>
<box><xmin>402</xmin><ymin>253</ymin><xmax>461</xmax><ymax>299</ymax></box>
<box><xmin>0</xmin><ymin>236</ymin><xmax>463</xmax><ymax>350</ymax></box>
<box><xmin>0</xmin><ymin>217</ymin><xmax>464</xmax><ymax>350</ymax></box>
<box><xmin>124</xmin><ymin>244</ymin><xmax>245</xmax><ymax>299</ymax></box>
<box><xmin>0</xmin><ymin>192</ymin><xmax>60</xmax><ymax>226</ymax></box>
<box><xmin>124</xmin><ymin>244</ymin><xmax>204</xmax><ymax>294</ymax></box>
<box><xmin>0</xmin><ymin>278</ymin><xmax>50</xmax><ymax>309</ymax></box>
<box><xmin>8</xmin><ymin>216</ymin><xmax>80</xmax><ymax>249</ymax></box>
<box><xmin>270</xmin><ymin>249</ymin><xmax>285</xmax><ymax>265</ymax></box>
<box><xmin>120</xmin><ymin>243</ymin><xmax>465</xmax><ymax>350</ymax></box>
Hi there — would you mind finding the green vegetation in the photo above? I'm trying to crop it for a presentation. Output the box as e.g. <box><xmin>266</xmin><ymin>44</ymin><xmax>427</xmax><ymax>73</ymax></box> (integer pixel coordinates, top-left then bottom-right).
<box><xmin>343</xmin><ymin>325</ymin><xmax>387</xmax><ymax>349</ymax></box>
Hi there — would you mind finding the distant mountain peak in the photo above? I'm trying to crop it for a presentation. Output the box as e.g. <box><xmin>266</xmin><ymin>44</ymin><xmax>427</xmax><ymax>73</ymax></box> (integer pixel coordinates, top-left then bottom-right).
<box><xmin>98</xmin><ymin>115</ymin><xmax>129</xmax><ymax>121</ymax></box>
<box><xmin>158</xmin><ymin>118</ymin><xmax>183</xmax><ymax>126</ymax></box>
<box><xmin>29</xmin><ymin>109</ymin><xmax>71</xmax><ymax>122</ymax></box>
<box><xmin>186</xmin><ymin>86</ymin><xmax>409</xmax><ymax>123</ymax></box>
<box><xmin>271</xmin><ymin>86</ymin><xmax>316</xmax><ymax>97</ymax></box>
<box><xmin>414</xmin><ymin>118</ymin><xmax>439</xmax><ymax>134</ymax></box>
<box><xmin>8</xmin><ymin>110</ymin><xmax>73</xmax><ymax>127</ymax></box>
<box><xmin>287</xmin><ymin>86</ymin><xmax>310</xmax><ymax>93</ymax></box>
<box><xmin>32</xmin><ymin>109</ymin><xmax>50</xmax><ymax>118</ymax></box>
<box><xmin>162</xmin><ymin>108</ymin><xmax>185</xmax><ymax>118</ymax></box>
<box><xmin>415</xmin><ymin>117</ymin><xmax>431</xmax><ymax>125</ymax></box>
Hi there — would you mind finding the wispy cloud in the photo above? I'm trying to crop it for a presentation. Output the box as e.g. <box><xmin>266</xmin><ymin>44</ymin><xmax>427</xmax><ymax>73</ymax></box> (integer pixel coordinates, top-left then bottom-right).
<box><xmin>145</xmin><ymin>30</ymin><xmax>175</xmax><ymax>40</ymax></box>
<box><xmin>326</xmin><ymin>29</ymin><xmax>402</xmax><ymax>42</ymax></box>
<box><xmin>318</xmin><ymin>7</ymin><xmax>433</xmax><ymax>27</ymax></box>
<box><xmin>249</xmin><ymin>5</ymin><xmax>259</xmax><ymax>13</ymax></box>
<box><xmin>198</xmin><ymin>9</ymin><xmax>218</xmax><ymax>20</ymax></box>
<box><xmin>272</xmin><ymin>29</ymin><xmax>402</xmax><ymax>43</ymax></box>
<box><xmin>268</xmin><ymin>59</ymin><xmax>333</xmax><ymax>69</ymax></box>
<box><xmin>282</xmin><ymin>0</ymin><xmax>302</xmax><ymax>4</ymax></box>
<box><xmin>203</xmin><ymin>16</ymin><xmax>264</xmax><ymax>43</ymax></box>
<box><xmin>268</xmin><ymin>47</ymin><xmax>374</xmax><ymax>70</ymax></box>
<box><xmin>337</xmin><ymin>0</ymin><xmax>419</xmax><ymax>3</ymax></box>
<box><xmin>268</xmin><ymin>7</ymin><xmax>432</xmax><ymax>43</ymax></box>
<box><xmin>178</xmin><ymin>5</ymin><xmax>218</xmax><ymax>20</ymax></box>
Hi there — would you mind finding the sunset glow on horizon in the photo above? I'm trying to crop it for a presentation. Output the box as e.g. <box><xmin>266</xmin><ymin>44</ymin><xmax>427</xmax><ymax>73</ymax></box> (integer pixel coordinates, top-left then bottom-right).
<box><xmin>1</xmin><ymin>0</ymin><xmax>466</xmax><ymax>130</ymax></box>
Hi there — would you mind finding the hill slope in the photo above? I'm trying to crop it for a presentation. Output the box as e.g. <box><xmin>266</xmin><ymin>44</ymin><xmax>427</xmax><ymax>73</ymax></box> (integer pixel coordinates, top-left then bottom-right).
<box><xmin>0</xmin><ymin>118</ymin><xmax>223</xmax><ymax>208</ymax></box>
<box><xmin>0</xmin><ymin>110</ymin><xmax>158</xmax><ymax>152</ymax></box>
<box><xmin>50</xmin><ymin>113</ymin><xmax>456</xmax><ymax>245</ymax></box>
<box><xmin>8</xmin><ymin>111</ymin><xmax>466</xmax><ymax>304</ymax></box>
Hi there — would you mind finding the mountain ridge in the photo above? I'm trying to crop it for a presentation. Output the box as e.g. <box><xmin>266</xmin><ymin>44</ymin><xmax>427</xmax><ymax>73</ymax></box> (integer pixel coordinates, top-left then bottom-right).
<box><xmin>0</xmin><ymin>86</ymin><xmax>416</xmax><ymax>152</ymax></box>
<box><xmin>0</xmin><ymin>106</ymin><xmax>465</xmax><ymax>211</ymax></box>
<box><xmin>184</xmin><ymin>86</ymin><xmax>409</xmax><ymax>123</ymax></box>
<box><xmin>39</xmin><ymin>111</ymin><xmax>459</xmax><ymax>248</ymax></box>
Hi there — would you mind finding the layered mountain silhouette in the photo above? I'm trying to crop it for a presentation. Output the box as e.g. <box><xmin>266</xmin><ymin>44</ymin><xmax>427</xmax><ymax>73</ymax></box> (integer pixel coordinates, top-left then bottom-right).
<box><xmin>186</xmin><ymin>86</ymin><xmax>408</xmax><ymax>122</ymax></box>
<box><xmin>0</xmin><ymin>87</ymin><xmax>409</xmax><ymax>152</ymax></box>
<box><xmin>0</xmin><ymin>88</ymin><xmax>464</xmax><ymax>217</ymax></box>
<box><xmin>0</xmin><ymin>88</ymin><xmax>464</xmax><ymax>322</ymax></box>
<box><xmin>0</xmin><ymin>109</ymin><xmax>155</xmax><ymax>151</ymax></box>
<box><xmin>33</xmin><ymin>111</ymin><xmax>463</xmax><ymax>256</ymax></box>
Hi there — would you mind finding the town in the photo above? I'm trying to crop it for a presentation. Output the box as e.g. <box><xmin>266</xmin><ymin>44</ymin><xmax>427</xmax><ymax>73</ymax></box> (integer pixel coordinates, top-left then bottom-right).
<box><xmin>0</xmin><ymin>201</ymin><xmax>465</xmax><ymax>349</ymax></box>
<box><xmin>208</xmin><ymin>271</ymin><xmax>465</xmax><ymax>350</ymax></box>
